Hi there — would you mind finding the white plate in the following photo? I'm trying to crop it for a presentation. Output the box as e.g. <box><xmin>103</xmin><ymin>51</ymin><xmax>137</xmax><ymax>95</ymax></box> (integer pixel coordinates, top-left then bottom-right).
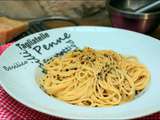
<box><xmin>0</xmin><ymin>26</ymin><xmax>160</xmax><ymax>119</ymax></box>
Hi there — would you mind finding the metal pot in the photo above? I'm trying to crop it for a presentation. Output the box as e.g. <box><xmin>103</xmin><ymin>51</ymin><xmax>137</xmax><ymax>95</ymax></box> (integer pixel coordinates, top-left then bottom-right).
<box><xmin>107</xmin><ymin>0</ymin><xmax>160</xmax><ymax>33</ymax></box>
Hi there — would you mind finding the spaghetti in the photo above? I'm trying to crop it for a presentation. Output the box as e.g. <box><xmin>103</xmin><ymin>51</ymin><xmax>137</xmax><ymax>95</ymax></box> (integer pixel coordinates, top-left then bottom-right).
<box><xmin>38</xmin><ymin>47</ymin><xmax>150</xmax><ymax>107</ymax></box>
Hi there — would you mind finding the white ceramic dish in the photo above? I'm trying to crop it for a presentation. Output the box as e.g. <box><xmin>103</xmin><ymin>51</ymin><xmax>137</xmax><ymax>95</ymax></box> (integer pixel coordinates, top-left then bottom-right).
<box><xmin>0</xmin><ymin>26</ymin><xmax>160</xmax><ymax>119</ymax></box>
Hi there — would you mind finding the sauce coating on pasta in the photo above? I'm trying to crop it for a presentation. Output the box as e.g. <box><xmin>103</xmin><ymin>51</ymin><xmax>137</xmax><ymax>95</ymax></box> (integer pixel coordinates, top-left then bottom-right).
<box><xmin>38</xmin><ymin>47</ymin><xmax>150</xmax><ymax>107</ymax></box>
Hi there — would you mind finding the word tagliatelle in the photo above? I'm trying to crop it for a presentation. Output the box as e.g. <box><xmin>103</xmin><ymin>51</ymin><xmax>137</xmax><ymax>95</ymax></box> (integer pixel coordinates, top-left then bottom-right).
<box><xmin>38</xmin><ymin>47</ymin><xmax>150</xmax><ymax>107</ymax></box>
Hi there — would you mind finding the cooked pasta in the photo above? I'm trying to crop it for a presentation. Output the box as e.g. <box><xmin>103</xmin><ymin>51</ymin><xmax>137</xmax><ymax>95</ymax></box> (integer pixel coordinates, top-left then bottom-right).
<box><xmin>38</xmin><ymin>47</ymin><xmax>150</xmax><ymax>107</ymax></box>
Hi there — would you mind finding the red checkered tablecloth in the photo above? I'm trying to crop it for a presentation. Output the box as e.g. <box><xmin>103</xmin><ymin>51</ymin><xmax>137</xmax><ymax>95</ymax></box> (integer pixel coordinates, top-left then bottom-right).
<box><xmin>0</xmin><ymin>43</ymin><xmax>159</xmax><ymax>120</ymax></box>
<box><xmin>0</xmin><ymin>86</ymin><xmax>62</xmax><ymax>120</ymax></box>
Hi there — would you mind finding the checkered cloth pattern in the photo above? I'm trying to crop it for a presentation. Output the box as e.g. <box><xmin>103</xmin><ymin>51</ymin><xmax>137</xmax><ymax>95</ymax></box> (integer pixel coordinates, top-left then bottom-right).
<box><xmin>0</xmin><ymin>86</ymin><xmax>62</xmax><ymax>120</ymax></box>
<box><xmin>0</xmin><ymin>43</ymin><xmax>159</xmax><ymax>120</ymax></box>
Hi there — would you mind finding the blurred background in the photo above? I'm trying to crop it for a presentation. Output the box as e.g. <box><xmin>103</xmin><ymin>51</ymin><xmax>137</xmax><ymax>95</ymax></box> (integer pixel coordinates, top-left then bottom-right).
<box><xmin>0</xmin><ymin>0</ymin><xmax>160</xmax><ymax>43</ymax></box>
<box><xmin>0</xmin><ymin>0</ymin><xmax>108</xmax><ymax>19</ymax></box>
